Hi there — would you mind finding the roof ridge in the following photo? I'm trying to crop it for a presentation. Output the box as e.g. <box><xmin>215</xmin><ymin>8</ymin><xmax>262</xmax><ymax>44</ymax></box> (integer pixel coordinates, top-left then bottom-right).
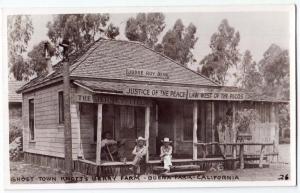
<box><xmin>70</xmin><ymin>39</ymin><xmax>102</xmax><ymax>74</ymax></box>
<box><xmin>51</xmin><ymin>38</ymin><xmax>104</xmax><ymax>69</ymax></box>
<box><xmin>18</xmin><ymin>38</ymin><xmax>220</xmax><ymax>93</ymax></box>
<box><xmin>102</xmin><ymin>39</ymin><xmax>220</xmax><ymax>86</ymax></box>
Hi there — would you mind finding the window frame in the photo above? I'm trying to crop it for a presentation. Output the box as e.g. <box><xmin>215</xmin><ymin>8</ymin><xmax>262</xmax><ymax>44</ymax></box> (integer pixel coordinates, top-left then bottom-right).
<box><xmin>28</xmin><ymin>98</ymin><xmax>35</xmax><ymax>142</ymax></box>
<box><xmin>58</xmin><ymin>91</ymin><xmax>64</xmax><ymax>124</ymax></box>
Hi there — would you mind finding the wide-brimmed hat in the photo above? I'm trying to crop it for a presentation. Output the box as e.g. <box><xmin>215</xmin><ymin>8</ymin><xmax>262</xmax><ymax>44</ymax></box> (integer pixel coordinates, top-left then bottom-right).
<box><xmin>161</xmin><ymin>137</ymin><xmax>172</xmax><ymax>143</ymax></box>
<box><xmin>136</xmin><ymin>136</ymin><xmax>146</xmax><ymax>142</ymax></box>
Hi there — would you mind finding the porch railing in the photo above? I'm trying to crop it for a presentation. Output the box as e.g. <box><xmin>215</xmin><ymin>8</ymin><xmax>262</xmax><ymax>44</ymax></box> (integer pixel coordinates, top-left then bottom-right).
<box><xmin>194</xmin><ymin>141</ymin><xmax>276</xmax><ymax>169</ymax></box>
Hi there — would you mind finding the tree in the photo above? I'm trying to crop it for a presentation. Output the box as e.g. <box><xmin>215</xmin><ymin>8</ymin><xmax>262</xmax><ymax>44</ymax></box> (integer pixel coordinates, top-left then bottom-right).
<box><xmin>47</xmin><ymin>14</ymin><xmax>119</xmax><ymax>52</ymax></box>
<box><xmin>158</xmin><ymin>19</ymin><xmax>198</xmax><ymax>65</ymax></box>
<box><xmin>259</xmin><ymin>44</ymin><xmax>289</xmax><ymax>99</ymax></box>
<box><xmin>8</xmin><ymin>15</ymin><xmax>34</xmax><ymax>80</ymax></box>
<box><xmin>258</xmin><ymin>44</ymin><xmax>290</xmax><ymax>141</ymax></box>
<box><xmin>125</xmin><ymin>13</ymin><xmax>165</xmax><ymax>48</ymax></box>
<box><xmin>200</xmin><ymin>19</ymin><xmax>240</xmax><ymax>85</ymax></box>
<box><xmin>236</xmin><ymin>50</ymin><xmax>263</xmax><ymax>92</ymax></box>
<box><xmin>27</xmin><ymin>41</ymin><xmax>56</xmax><ymax>76</ymax></box>
<box><xmin>105</xmin><ymin>23</ymin><xmax>120</xmax><ymax>39</ymax></box>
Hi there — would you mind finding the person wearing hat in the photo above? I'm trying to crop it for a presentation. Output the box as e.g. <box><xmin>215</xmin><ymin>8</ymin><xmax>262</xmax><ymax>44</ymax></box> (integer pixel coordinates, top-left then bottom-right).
<box><xmin>129</xmin><ymin>136</ymin><xmax>147</xmax><ymax>174</ymax></box>
<box><xmin>160</xmin><ymin>137</ymin><xmax>173</xmax><ymax>172</ymax></box>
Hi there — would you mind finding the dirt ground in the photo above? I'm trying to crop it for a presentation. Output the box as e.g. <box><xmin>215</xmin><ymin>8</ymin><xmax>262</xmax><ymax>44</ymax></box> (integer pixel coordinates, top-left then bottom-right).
<box><xmin>9</xmin><ymin>144</ymin><xmax>291</xmax><ymax>184</ymax></box>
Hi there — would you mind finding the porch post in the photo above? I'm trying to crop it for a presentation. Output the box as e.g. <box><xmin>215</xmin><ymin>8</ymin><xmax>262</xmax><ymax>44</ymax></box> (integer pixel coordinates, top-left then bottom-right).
<box><xmin>270</xmin><ymin>104</ymin><xmax>279</xmax><ymax>152</ymax></box>
<box><xmin>76</xmin><ymin>103</ymin><xmax>84</xmax><ymax>159</ymax></box>
<box><xmin>211</xmin><ymin>101</ymin><xmax>215</xmax><ymax>155</ymax></box>
<box><xmin>96</xmin><ymin>104</ymin><xmax>103</xmax><ymax>165</ymax></box>
<box><xmin>193</xmin><ymin>101</ymin><xmax>198</xmax><ymax>160</ymax></box>
<box><xmin>232</xmin><ymin>102</ymin><xmax>237</xmax><ymax>169</ymax></box>
<box><xmin>145</xmin><ymin>106</ymin><xmax>150</xmax><ymax>162</ymax></box>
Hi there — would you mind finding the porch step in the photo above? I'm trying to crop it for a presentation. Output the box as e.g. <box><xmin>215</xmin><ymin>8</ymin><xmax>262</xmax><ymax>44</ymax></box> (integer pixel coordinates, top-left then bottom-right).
<box><xmin>244</xmin><ymin>163</ymin><xmax>270</xmax><ymax>168</ymax></box>
<box><xmin>161</xmin><ymin>170</ymin><xmax>206</xmax><ymax>177</ymax></box>
<box><xmin>153</xmin><ymin>165</ymin><xmax>201</xmax><ymax>172</ymax></box>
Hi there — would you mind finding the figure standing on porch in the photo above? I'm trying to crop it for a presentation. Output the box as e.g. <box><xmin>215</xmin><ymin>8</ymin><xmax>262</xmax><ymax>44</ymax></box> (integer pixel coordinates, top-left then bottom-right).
<box><xmin>160</xmin><ymin>138</ymin><xmax>173</xmax><ymax>172</ymax></box>
<box><xmin>129</xmin><ymin>136</ymin><xmax>147</xmax><ymax>174</ymax></box>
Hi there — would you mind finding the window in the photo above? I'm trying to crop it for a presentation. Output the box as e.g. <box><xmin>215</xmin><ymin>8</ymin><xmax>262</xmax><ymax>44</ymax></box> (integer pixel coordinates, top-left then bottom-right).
<box><xmin>58</xmin><ymin>91</ymin><xmax>64</xmax><ymax>124</ymax></box>
<box><xmin>183</xmin><ymin>103</ymin><xmax>193</xmax><ymax>141</ymax></box>
<box><xmin>29</xmin><ymin>99</ymin><xmax>35</xmax><ymax>140</ymax></box>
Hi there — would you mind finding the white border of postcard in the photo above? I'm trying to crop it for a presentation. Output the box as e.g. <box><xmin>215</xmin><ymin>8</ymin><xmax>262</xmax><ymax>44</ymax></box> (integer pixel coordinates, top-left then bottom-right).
<box><xmin>1</xmin><ymin>4</ymin><xmax>296</xmax><ymax>189</ymax></box>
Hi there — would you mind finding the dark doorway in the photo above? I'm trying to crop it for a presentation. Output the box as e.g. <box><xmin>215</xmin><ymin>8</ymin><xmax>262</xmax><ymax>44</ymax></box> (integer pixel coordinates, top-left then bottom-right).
<box><xmin>156</xmin><ymin>101</ymin><xmax>174</xmax><ymax>155</ymax></box>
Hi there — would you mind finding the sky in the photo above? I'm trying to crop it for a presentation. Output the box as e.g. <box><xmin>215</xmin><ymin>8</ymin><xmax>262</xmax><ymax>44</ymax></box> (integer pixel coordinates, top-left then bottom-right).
<box><xmin>27</xmin><ymin>11</ymin><xmax>290</xmax><ymax>72</ymax></box>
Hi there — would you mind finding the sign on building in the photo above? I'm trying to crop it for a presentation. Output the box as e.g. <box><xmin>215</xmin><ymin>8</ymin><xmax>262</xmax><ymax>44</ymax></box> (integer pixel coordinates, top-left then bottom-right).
<box><xmin>188</xmin><ymin>90</ymin><xmax>245</xmax><ymax>100</ymax></box>
<box><xmin>123</xmin><ymin>86</ymin><xmax>187</xmax><ymax>99</ymax></box>
<box><xmin>126</xmin><ymin>68</ymin><xmax>169</xmax><ymax>79</ymax></box>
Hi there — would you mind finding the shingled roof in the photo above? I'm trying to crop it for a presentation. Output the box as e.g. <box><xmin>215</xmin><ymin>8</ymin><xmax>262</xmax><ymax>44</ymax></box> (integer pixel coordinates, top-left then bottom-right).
<box><xmin>17</xmin><ymin>39</ymin><xmax>219</xmax><ymax>93</ymax></box>
<box><xmin>16</xmin><ymin>39</ymin><xmax>287</xmax><ymax>103</ymax></box>
<box><xmin>9</xmin><ymin>81</ymin><xmax>26</xmax><ymax>102</ymax></box>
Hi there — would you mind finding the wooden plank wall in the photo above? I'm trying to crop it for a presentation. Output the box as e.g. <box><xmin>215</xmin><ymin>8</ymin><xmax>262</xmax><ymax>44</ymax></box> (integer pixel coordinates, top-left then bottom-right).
<box><xmin>22</xmin><ymin>83</ymin><xmax>79</xmax><ymax>159</ymax></box>
<box><xmin>215</xmin><ymin>101</ymin><xmax>276</xmax><ymax>156</ymax></box>
<box><xmin>79</xmin><ymin>103</ymin><xmax>96</xmax><ymax>160</ymax></box>
<box><xmin>215</xmin><ymin>101</ymin><xmax>233</xmax><ymax>156</ymax></box>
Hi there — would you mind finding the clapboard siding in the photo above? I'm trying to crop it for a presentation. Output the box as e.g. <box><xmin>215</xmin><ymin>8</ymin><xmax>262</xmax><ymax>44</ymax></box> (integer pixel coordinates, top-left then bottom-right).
<box><xmin>80</xmin><ymin>103</ymin><xmax>96</xmax><ymax>159</ymax></box>
<box><xmin>23</xmin><ymin>83</ymin><xmax>80</xmax><ymax>159</ymax></box>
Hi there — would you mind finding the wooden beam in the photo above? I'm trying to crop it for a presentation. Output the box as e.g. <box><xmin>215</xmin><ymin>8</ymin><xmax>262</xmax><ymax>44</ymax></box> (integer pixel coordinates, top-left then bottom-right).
<box><xmin>239</xmin><ymin>144</ymin><xmax>244</xmax><ymax>169</ymax></box>
<box><xmin>96</xmin><ymin>104</ymin><xmax>103</xmax><ymax>165</ymax></box>
<box><xmin>270</xmin><ymin>104</ymin><xmax>279</xmax><ymax>153</ymax></box>
<box><xmin>259</xmin><ymin>145</ymin><xmax>266</xmax><ymax>168</ymax></box>
<box><xmin>75</xmin><ymin>103</ymin><xmax>84</xmax><ymax>159</ymax></box>
<box><xmin>211</xmin><ymin>102</ymin><xmax>215</xmax><ymax>154</ymax></box>
<box><xmin>63</xmin><ymin>58</ymin><xmax>72</xmax><ymax>176</ymax></box>
<box><xmin>232</xmin><ymin>144</ymin><xmax>237</xmax><ymax>169</ymax></box>
<box><xmin>193</xmin><ymin>101</ymin><xmax>198</xmax><ymax>160</ymax></box>
<box><xmin>145</xmin><ymin>106</ymin><xmax>150</xmax><ymax>162</ymax></box>
<box><xmin>232</xmin><ymin>103</ymin><xmax>237</xmax><ymax>156</ymax></box>
<box><xmin>155</xmin><ymin>104</ymin><xmax>158</xmax><ymax>137</ymax></box>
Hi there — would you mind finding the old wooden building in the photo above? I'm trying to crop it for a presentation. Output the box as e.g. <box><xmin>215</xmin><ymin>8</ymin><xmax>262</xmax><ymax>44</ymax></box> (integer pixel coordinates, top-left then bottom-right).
<box><xmin>17</xmin><ymin>39</ymin><xmax>286</xmax><ymax>176</ymax></box>
<box><xmin>9</xmin><ymin>81</ymin><xmax>26</xmax><ymax>121</ymax></box>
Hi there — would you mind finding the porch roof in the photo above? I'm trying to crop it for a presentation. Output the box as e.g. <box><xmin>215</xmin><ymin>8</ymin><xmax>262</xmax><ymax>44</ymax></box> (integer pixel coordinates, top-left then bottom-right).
<box><xmin>74</xmin><ymin>79</ymin><xmax>288</xmax><ymax>103</ymax></box>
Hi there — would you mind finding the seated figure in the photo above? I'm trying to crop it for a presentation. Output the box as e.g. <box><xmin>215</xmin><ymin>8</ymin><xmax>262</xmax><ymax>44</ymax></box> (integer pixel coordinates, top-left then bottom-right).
<box><xmin>129</xmin><ymin>136</ymin><xmax>147</xmax><ymax>174</ymax></box>
<box><xmin>101</xmin><ymin>131</ymin><xmax>118</xmax><ymax>161</ymax></box>
<box><xmin>160</xmin><ymin>137</ymin><xmax>173</xmax><ymax>172</ymax></box>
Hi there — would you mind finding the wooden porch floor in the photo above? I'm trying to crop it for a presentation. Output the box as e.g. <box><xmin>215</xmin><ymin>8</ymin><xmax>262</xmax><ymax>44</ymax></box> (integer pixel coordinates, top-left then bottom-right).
<box><xmin>74</xmin><ymin>156</ymin><xmax>234</xmax><ymax>177</ymax></box>
<box><xmin>79</xmin><ymin>156</ymin><xmax>233</xmax><ymax>166</ymax></box>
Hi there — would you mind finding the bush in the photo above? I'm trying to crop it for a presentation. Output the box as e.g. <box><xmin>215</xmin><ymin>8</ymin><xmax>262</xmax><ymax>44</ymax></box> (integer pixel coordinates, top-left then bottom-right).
<box><xmin>235</xmin><ymin>109</ymin><xmax>259</xmax><ymax>134</ymax></box>
<box><xmin>9</xmin><ymin>119</ymin><xmax>23</xmax><ymax>161</ymax></box>
<box><xmin>9</xmin><ymin>119</ymin><xmax>23</xmax><ymax>143</ymax></box>
<box><xmin>10</xmin><ymin>136</ymin><xmax>23</xmax><ymax>161</ymax></box>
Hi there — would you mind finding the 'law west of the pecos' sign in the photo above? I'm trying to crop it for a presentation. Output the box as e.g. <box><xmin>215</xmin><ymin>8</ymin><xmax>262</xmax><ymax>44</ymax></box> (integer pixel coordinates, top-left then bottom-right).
<box><xmin>126</xmin><ymin>68</ymin><xmax>169</xmax><ymax>80</ymax></box>
<box><xmin>187</xmin><ymin>90</ymin><xmax>245</xmax><ymax>100</ymax></box>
